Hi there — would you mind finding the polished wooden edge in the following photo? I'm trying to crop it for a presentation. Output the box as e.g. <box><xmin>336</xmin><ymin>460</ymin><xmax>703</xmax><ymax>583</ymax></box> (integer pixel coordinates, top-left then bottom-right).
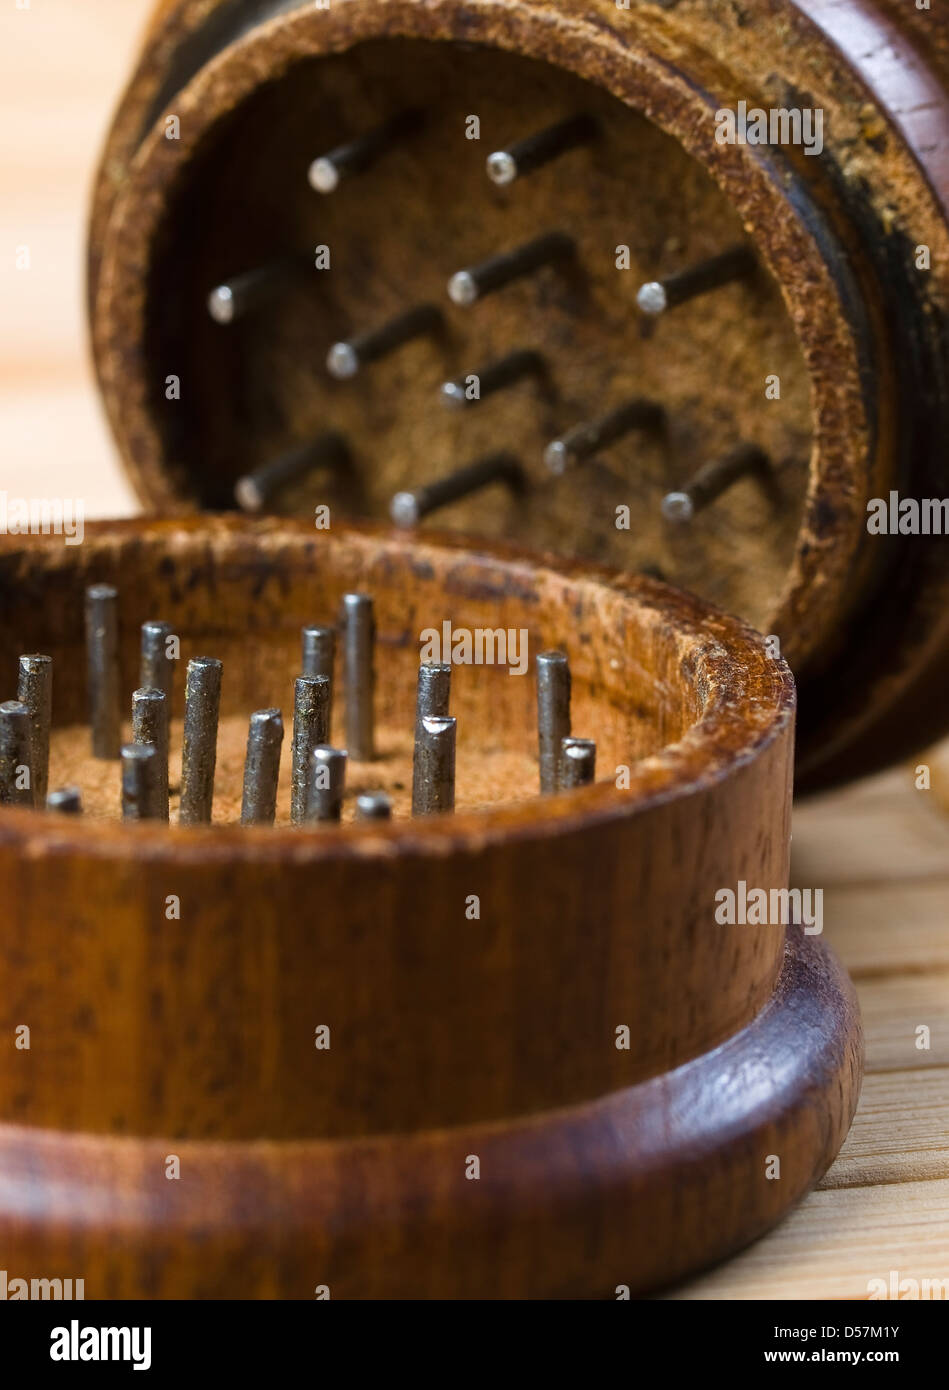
<box><xmin>0</xmin><ymin>926</ymin><xmax>862</xmax><ymax>1297</ymax></box>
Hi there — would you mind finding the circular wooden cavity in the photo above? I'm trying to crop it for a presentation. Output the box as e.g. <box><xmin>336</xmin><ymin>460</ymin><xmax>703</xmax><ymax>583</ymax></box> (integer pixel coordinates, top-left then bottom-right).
<box><xmin>88</xmin><ymin>0</ymin><xmax>949</xmax><ymax>788</ymax></box>
<box><xmin>0</xmin><ymin>518</ymin><xmax>862</xmax><ymax>1297</ymax></box>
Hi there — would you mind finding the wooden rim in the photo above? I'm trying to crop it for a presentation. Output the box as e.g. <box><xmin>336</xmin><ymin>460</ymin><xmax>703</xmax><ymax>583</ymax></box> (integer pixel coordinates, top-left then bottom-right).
<box><xmin>0</xmin><ymin>925</ymin><xmax>861</xmax><ymax>1298</ymax></box>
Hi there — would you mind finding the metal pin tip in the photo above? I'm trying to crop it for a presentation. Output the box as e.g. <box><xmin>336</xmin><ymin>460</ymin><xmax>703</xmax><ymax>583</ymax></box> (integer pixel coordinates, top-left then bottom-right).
<box><xmin>312</xmin><ymin>745</ymin><xmax>348</xmax><ymax>776</ymax></box>
<box><xmin>250</xmin><ymin>707</ymin><xmax>283</xmax><ymax>729</ymax></box>
<box><xmin>133</xmin><ymin>686</ymin><xmax>165</xmax><ymax>705</ymax></box>
<box><xmin>47</xmin><ymin>787</ymin><xmax>82</xmax><ymax>814</ymax></box>
<box><xmin>122</xmin><ymin>741</ymin><xmax>155</xmax><ymax>764</ymax></box>
<box><xmin>208</xmin><ymin>285</ymin><xmax>235</xmax><ymax>324</ymax></box>
<box><xmin>544</xmin><ymin>440</ymin><xmax>570</xmax><ymax>476</ymax></box>
<box><xmin>327</xmin><ymin>342</ymin><xmax>360</xmax><ymax>379</ymax></box>
<box><xmin>308</xmin><ymin>156</ymin><xmax>340</xmax><ymax>194</ymax></box>
<box><xmin>563</xmin><ymin>738</ymin><xmax>595</xmax><ymax>761</ymax></box>
<box><xmin>356</xmin><ymin>791</ymin><xmax>392</xmax><ymax>821</ymax></box>
<box><xmin>637</xmin><ymin>281</ymin><xmax>668</xmax><ymax>315</ymax></box>
<box><xmin>0</xmin><ymin>699</ymin><xmax>29</xmax><ymax>717</ymax></box>
<box><xmin>341</xmin><ymin>592</ymin><xmax>372</xmax><ymax>613</ymax></box>
<box><xmin>661</xmin><ymin>491</ymin><xmax>694</xmax><ymax>523</ymax></box>
<box><xmin>448</xmin><ymin>271</ymin><xmax>479</xmax><ymax>307</ymax></box>
<box><xmin>562</xmin><ymin>737</ymin><xmax>597</xmax><ymax>788</ymax></box>
<box><xmin>486</xmin><ymin>150</ymin><xmax>518</xmax><ymax>185</ymax></box>
<box><xmin>86</xmin><ymin>583</ymin><xmax>117</xmax><ymax>602</ymax></box>
<box><xmin>440</xmin><ymin>380</ymin><xmax>468</xmax><ymax>409</ymax></box>
<box><xmin>234</xmin><ymin>475</ymin><xmax>264</xmax><ymax>513</ymax></box>
<box><xmin>421</xmin><ymin>714</ymin><xmax>455</xmax><ymax>737</ymax></box>
<box><xmin>390</xmin><ymin>491</ymin><xmax>419</xmax><ymax>527</ymax></box>
<box><xmin>19</xmin><ymin>653</ymin><xmax>52</xmax><ymax>670</ymax></box>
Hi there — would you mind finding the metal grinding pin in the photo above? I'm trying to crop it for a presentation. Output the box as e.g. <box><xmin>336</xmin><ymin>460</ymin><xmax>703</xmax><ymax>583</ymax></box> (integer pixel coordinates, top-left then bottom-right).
<box><xmin>661</xmin><ymin>443</ymin><xmax>770</xmax><ymax>523</ymax></box>
<box><xmin>302</xmin><ymin>624</ymin><xmax>336</xmax><ymax>738</ymax></box>
<box><xmin>241</xmin><ymin>709</ymin><xmax>284</xmax><ymax>827</ymax></box>
<box><xmin>302</xmin><ymin>625</ymin><xmax>336</xmax><ymax>684</ymax></box>
<box><xmin>17</xmin><ymin>654</ymin><xmax>51</xmax><ymax>807</ymax></box>
<box><xmin>327</xmin><ymin>304</ymin><xmax>442</xmax><ymax>380</ymax></box>
<box><xmin>561</xmin><ymin>737</ymin><xmax>597</xmax><ymax>788</ymax></box>
<box><xmin>355</xmin><ymin>790</ymin><xmax>392</xmax><ymax>821</ymax></box>
<box><xmin>415</xmin><ymin>661</ymin><xmax>452</xmax><ymax>726</ymax></box>
<box><xmin>636</xmin><ymin>245</ymin><xmax>756</xmax><ymax>316</ymax></box>
<box><xmin>85</xmin><ymin>583</ymin><xmax>121</xmax><ymax>760</ymax></box>
<box><xmin>537</xmin><ymin>651</ymin><xmax>571</xmax><ymax>795</ymax></box>
<box><xmin>441</xmin><ymin>348</ymin><xmax>545</xmax><ymax>409</ymax></box>
<box><xmin>341</xmin><ymin>593</ymin><xmax>375</xmax><ymax>761</ymax></box>
<box><xmin>308</xmin><ymin>109</ymin><xmax>424</xmax><ymax>194</ymax></box>
<box><xmin>179</xmin><ymin>657</ymin><xmax>222</xmax><ymax>825</ymax></box>
<box><xmin>544</xmin><ymin>398</ymin><xmax>664</xmax><ymax>476</ymax></box>
<box><xmin>47</xmin><ymin>786</ymin><xmax>82</xmax><ymax>814</ymax></box>
<box><xmin>306</xmin><ymin>746</ymin><xmax>347</xmax><ymax>823</ymax></box>
<box><xmin>486</xmin><ymin>114</ymin><xmax>598</xmax><ymax>186</ymax></box>
<box><xmin>291</xmin><ymin>675</ymin><xmax>331</xmax><ymax>825</ymax></box>
<box><xmin>390</xmin><ymin>453</ymin><xmax>525</xmax><ymax>528</ymax></box>
<box><xmin>412</xmin><ymin>662</ymin><xmax>451</xmax><ymax>811</ymax></box>
<box><xmin>132</xmin><ymin>687</ymin><xmax>170</xmax><ymax>822</ymax></box>
<box><xmin>207</xmin><ymin>260</ymin><xmax>299</xmax><ymax>325</ymax></box>
<box><xmin>448</xmin><ymin>231</ymin><xmax>574</xmax><ymax>307</ymax></box>
<box><xmin>412</xmin><ymin>715</ymin><xmax>457</xmax><ymax>817</ymax></box>
<box><xmin>121</xmin><ymin>742</ymin><xmax>164</xmax><ymax>821</ymax></box>
<box><xmin>141</xmin><ymin>621</ymin><xmax>174</xmax><ymax>701</ymax></box>
<box><xmin>234</xmin><ymin>432</ymin><xmax>348</xmax><ymax>512</ymax></box>
<box><xmin>0</xmin><ymin>700</ymin><xmax>32</xmax><ymax>807</ymax></box>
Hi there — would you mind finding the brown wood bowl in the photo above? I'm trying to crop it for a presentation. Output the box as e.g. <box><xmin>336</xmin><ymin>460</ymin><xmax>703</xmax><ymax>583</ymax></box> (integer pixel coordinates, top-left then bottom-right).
<box><xmin>0</xmin><ymin>518</ymin><xmax>861</xmax><ymax>1297</ymax></box>
<box><xmin>88</xmin><ymin>0</ymin><xmax>949</xmax><ymax>789</ymax></box>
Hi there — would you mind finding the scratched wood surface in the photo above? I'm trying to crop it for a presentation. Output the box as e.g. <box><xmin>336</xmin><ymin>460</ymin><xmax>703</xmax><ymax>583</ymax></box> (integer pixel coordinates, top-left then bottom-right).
<box><xmin>1</xmin><ymin>0</ymin><xmax>947</xmax><ymax>1301</ymax></box>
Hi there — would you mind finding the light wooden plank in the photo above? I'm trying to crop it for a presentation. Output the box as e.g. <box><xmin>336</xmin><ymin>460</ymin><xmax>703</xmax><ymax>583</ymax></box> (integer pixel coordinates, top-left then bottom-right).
<box><xmin>817</xmin><ymin>881</ymin><xmax>949</xmax><ymax>978</ymax></box>
<box><xmin>858</xmin><ymin>972</ymin><xmax>949</xmax><ymax>1072</ymax></box>
<box><xmin>819</xmin><ymin>1069</ymin><xmax>949</xmax><ymax>1189</ymax></box>
<box><xmin>792</xmin><ymin>768</ymin><xmax>949</xmax><ymax>887</ymax></box>
<box><xmin>667</xmin><ymin>1178</ymin><xmax>949</xmax><ymax>1300</ymax></box>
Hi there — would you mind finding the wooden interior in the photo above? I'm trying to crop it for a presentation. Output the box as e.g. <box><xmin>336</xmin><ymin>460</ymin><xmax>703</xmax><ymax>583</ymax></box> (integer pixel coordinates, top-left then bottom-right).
<box><xmin>141</xmin><ymin>39</ymin><xmax>812</xmax><ymax>639</ymax></box>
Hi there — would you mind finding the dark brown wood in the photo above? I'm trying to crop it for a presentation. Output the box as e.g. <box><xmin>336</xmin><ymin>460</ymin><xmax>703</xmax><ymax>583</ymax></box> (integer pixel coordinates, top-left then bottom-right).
<box><xmin>0</xmin><ymin>517</ymin><xmax>861</xmax><ymax>1297</ymax></box>
<box><xmin>86</xmin><ymin>0</ymin><xmax>949</xmax><ymax>788</ymax></box>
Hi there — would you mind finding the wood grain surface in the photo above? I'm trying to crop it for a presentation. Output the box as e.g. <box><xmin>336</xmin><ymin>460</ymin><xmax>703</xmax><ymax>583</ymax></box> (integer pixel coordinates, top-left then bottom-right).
<box><xmin>1</xmin><ymin>0</ymin><xmax>947</xmax><ymax>1300</ymax></box>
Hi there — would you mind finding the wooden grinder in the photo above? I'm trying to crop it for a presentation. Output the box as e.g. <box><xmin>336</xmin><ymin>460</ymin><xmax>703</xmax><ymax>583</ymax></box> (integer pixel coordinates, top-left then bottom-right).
<box><xmin>0</xmin><ymin>519</ymin><xmax>859</xmax><ymax>1298</ymax></box>
<box><xmin>13</xmin><ymin>0</ymin><xmax>949</xmax><ymax>1297</ymax></box>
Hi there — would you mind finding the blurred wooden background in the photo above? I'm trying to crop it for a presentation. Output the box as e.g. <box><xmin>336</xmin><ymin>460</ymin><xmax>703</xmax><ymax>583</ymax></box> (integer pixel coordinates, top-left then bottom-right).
<box><xmin>1</xmin><ymin>0</ymin><xmax>947</xmax><ymax>1301</ymax></box>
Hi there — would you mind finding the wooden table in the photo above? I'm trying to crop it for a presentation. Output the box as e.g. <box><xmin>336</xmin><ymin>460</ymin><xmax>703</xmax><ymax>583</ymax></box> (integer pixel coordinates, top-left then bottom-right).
<box><xmin>2</xmin><ymin>0</ymin><xmax>947</xmax><ymax>1302</ymax></box>
<box><xmin>671</xmin><ymin>766</ymin><xmax>949</xmax><ymax>1298</ymax></box>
